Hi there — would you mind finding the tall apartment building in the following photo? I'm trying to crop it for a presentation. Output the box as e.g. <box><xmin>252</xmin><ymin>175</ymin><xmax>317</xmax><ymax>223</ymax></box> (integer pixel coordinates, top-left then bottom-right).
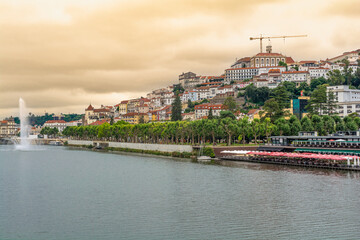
<box><xmin>327</xmin><ymin>85</ymin><xmax>360</xmax><ymax>117</ymax></box>
<box><xmin>224</xmin><ymin>67</ymin><xmax>258</xmax><ymax>83</ymax></box>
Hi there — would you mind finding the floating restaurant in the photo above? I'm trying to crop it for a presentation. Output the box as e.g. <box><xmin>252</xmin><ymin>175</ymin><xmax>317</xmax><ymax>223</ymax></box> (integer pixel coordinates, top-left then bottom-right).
<box><xmin>220</xmin><ymin>130</ymin><xmax>360</xmax><ymax>171</ymax></box>
<box><xmin>267</xmin><ymin>130</ymin><xmax>360</xmax><ymax>156</ymax></box>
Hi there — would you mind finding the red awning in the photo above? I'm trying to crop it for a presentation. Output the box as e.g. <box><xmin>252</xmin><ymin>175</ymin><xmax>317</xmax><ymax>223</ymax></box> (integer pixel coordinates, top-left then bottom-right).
<box><xmin>247</xmin><ymin>152</ymin><xmax>355</xmax><ymax>161</ymax></box>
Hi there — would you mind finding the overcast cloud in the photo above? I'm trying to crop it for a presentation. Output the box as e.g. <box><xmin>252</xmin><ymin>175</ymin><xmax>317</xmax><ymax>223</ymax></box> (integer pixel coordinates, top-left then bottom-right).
<box><xmin>0</xmin><ymin>0</ymin><xmax>359</xmax><ymax>117</ymax></box>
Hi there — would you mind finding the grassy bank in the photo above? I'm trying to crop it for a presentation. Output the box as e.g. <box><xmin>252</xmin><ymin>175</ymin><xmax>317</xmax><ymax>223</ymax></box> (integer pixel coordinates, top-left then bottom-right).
<box><xmin>104</xmin><ymin>146</ymin><xmax>194</xmax><ymax>158</ymax></box>
<box><xmin>66</xmin><ymin>144</ymin><xmax>196</xmax><ymax>159</ymax></box>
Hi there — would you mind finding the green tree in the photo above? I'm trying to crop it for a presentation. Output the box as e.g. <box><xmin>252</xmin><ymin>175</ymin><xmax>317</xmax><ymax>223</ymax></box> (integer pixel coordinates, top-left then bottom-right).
<box><xmin>171</xmin><ymin>93</ymin><xmax>182</xmax><ymax>121</ymax></box>
<box><xmin>307</xmin><ymin>84</ymin><xmax>327</xmax><ymax>115</ymax></box>
<box><xmin>220</xmin><ymin>118</ymin><xmax>238</xmax><ymax>145</ymax></box>
<box><xmin>274</xmin><ymin>118</ymin><xmax>290</xmax><ymax>136</ymax></box>
<box><xmin>322</xmin><ymin>115</ymin><xmax>335</xmax><ymax>134</ymax></box>
<box><xmin>311</xmin><ymin>115</ymin><xmax>325</xmax><ymax>135</ymax></box>
<box><xmin>354</xmin><ymin>117</ymin><xmax>360</xmax><ymax>129</ymax></box>
<box><xmin>346</xmin><ymin>120</ymin><xmax>358</xmax><ymax>131</ymax></box>
<box><xmin>204</xmin><ymin>119</ymin><xmax>219</xmax><ymax>144</ymax></box>
<box><xmin>219</xmin><ymin>110</ymin><xmax>236</xmax><ymax>120</ymax></box>
<box><xmin>341</xmin><ymin>59</ymin><xmax>353</xmax><ymax>85</ymax></box>
<box><xmin>328</xmin><ymin>70</ymin><xmax>345</xmax><ymax>85</ymax></box>
<box><xmin>187</xmin><ymin>99</ymin><xmax>194</xmax><ymax>109</ymax></box>
<box><xmin>173</xmin><ymin>84</ymin><xmax>185</xmax><ymax>94</ymax></box>
<box><xmin>250</xmin><ymin>119</ymin><xmax>263</xmax><ymax>144</ymax></box>
<box><xmin>326</xmin><ymin>88</ymin><xmax>337</xmax><ymax>115</ymax></box>
<box><xmin>263</xmin><ymin>117</ymin><xmax>276</xmax><ymax>143</ymax></box>
<box><xmin>238</xmin><ymin>117</ymin><xmax>249</xmax><ymax>145</ymax></box>
<box><xmin>289</xmin><ymin>115</ymin><xmax>302</xmax><ymax>136</ymax></box>
<box><xmin>223</xmin><ymin>96</ymin><xmax>237</xmax><ymax>112</ymax></box>
<box><xmin>278</xmin><ymin>61</ymin><xmax>288</xmax><ymax>71</ymax></box>
<box><xmin>310</xmin><ymin>77</ymin><xmax>327</xmax><ymax>91</ymax></box>
<box><xmin>244</xmin><ymin>85</ymin><xmax>270</xmax><ymax>105</ymax></box>
<box><xmin>263</xmin><ymin>98</ymin><xmax>282</xmax><ymax>121</ymax></box>
<box><xmin>271</xmin><ymin>84</ymin><xmax>289</xmax><ymax>109</ymax></box>
<box><xmin>208</xmin><ymin>108</ymin><xmax>214</xmax><ymax>120</ymax></box>
<box><xmin>353</xmin><ymin>61</ymin><xmax>360</xmax><ymax>87</ymax></box>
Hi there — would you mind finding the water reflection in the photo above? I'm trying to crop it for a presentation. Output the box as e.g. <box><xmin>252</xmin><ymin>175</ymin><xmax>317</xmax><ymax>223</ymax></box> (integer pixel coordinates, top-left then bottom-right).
<box><xmin>215</xmin><ymin>159</ymin><xmax>360</xmax><ymax>179</ymax></box>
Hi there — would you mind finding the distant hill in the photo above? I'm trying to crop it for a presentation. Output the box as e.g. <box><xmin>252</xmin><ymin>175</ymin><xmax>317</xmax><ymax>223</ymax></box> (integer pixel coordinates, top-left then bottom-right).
<box><xmin>25</xmin><ymin>113</ymin><xmax>83</xmax><ymax>126</ymax></box>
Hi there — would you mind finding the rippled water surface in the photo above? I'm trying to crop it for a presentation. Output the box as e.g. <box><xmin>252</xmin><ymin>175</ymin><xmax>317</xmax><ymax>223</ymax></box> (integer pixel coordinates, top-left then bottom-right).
<box><xmin>1</xmin><ymin>145</ymin><xmax>360</xmax><ymax>240</ymax></box>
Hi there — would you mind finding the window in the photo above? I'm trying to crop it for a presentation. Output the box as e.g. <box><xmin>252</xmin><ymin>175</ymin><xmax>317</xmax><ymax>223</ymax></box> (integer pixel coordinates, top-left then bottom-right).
<box><xmin>261</xmin><ymin>59</ymin><xmax>264</xmax><ymax>65</ymax></box>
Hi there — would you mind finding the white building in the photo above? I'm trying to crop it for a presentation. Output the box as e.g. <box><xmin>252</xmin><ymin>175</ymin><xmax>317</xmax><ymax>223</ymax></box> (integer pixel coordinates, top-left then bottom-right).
<box><xmin>254</xmin><ymin>79</ymin><xmax>268</xmax><ymax>88</ymax></box>
<box><xmin>250</xmin><ymin>52</ymin><xmax>288</xmax><ymax>68</ymax></box>
<box><xmin>179</xmin><ymin>92</ymin><xmax>190</xmax><ymax>103</ymax></box>
<box><xmin>208</xmin><ymin>85</ymin><xmax>220</xmax><ymax>98</ymax></box>
<box><xmin>43</xmin><ymin>120</ymin><xmax>67</xmax><ymax>133</ymax></box>
<box><xmin>65</xmin><ymin>120</ymin><xmax>82</xmax><ymax>127</ymax></box>
<box><xmin>233</xmin><ymin>81</ymin><xmax>251</xmax><ymax>89</ymax></box>
<box><xmin>281</xmin><ymin>71</ymin><xmax>310</xmax><ymax>86</ymax></box>
<box><xmin>258</xmin><ymin>66</ymin><xmax>286</xmax><ymax>75</ymax></box>
<box><xmin>327</xmin><ymin>49</ymin><xmax>360</xmax><ymax>63</ymax></box>
<box><xmin>216</xmin><ymin>85</ymin><xmax>234</xmax><ymax>95</ymax></box>
<box><xmin>327</xmin><ymin>85</ymin><xmax>360</xmax><ymax>117</ymax></box>
<box><xmin>308</xmin><ymin>67</ymin><xmax>330</xmax><ymax>79</ymax></box>
<box><xmin>163</xmin><ymin>97</ymin><xmax>175</xmax><ymax>106</ymax></box>
<box><xmin>0</xmin><ymin>118</ymin><xmax>17</xmax><ymax>138</ymax></box>
<box><xmin>150</xmin><ymin>97</ymin><xmax>162</xmax><ymax>108</ymax></box>
<box><xmin>194</xmin><ymin>103</ymin><xmax>224</xmax><ymax>119</ymax></box>
<box><xmin>196</xmin><ymin>86</ymin><xmax>210</xmax><ymax>100</ymax></box>
<box><xmin>224</xmin><ymin>67</ymin><xmax>259</xmax><ymax>83</ymax></box>
<box><xmin>230</xmin><ymin>57</ymin><xmax>251</xmax><ymax>68</ymax></box>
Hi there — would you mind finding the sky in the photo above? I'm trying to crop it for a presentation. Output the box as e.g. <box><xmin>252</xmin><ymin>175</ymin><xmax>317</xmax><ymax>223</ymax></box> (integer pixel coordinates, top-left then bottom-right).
<box><xmin>0</xmin><ymin>0</ymin><xmax>359</xmax><ymax>118</ymax></box>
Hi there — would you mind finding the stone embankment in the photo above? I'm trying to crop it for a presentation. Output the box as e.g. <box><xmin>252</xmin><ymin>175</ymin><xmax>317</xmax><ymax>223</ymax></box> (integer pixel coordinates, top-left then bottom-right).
<box><xmin>67</xmin><ymin>140</ymin><xmax>193</xmax><ymax>153</ymax></box>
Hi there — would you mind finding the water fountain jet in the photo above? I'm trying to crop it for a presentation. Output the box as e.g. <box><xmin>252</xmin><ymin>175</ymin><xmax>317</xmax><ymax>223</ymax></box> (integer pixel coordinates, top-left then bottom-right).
<box><xmin>16</xmin><ymin>98</ymin><xmax>31</xmax><ymax>150</ymax></box>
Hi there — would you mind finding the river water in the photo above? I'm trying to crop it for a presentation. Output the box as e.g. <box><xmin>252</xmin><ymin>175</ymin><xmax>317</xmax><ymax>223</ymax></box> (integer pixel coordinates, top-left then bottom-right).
<box><xmin>1</xmin><ymin>145</ymin><xmax>360</xmax><ymax>240</ymax></box>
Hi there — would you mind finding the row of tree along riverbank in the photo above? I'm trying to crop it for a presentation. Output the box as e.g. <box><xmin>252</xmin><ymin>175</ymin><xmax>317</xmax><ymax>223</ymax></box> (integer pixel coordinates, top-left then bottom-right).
<box><xmin>62</xmin><ymin>114</ymin><xmax>360</xmax><ymax>146</ymax></box>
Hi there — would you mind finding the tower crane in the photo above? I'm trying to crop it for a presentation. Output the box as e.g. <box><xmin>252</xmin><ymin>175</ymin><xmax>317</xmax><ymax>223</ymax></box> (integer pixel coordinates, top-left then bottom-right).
<box><xmin>250</xmin><ymin>34</ymin><xmax>307</xmax><ymax>53</ymax></box>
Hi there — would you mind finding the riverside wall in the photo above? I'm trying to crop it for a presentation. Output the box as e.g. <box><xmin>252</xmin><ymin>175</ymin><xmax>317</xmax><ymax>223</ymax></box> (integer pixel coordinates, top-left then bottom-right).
<box><xmin>67</xmin><ymin>140</ymin><xmax>193</xmax><ymax>153</ymax></box>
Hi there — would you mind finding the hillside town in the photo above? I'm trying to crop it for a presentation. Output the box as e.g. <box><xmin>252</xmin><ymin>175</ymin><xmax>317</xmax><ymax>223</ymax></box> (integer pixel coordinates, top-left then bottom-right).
<box><xmin>1</xmin><ymin>47</ymin><xmax>360</xmax><ymax>138</ymax></box>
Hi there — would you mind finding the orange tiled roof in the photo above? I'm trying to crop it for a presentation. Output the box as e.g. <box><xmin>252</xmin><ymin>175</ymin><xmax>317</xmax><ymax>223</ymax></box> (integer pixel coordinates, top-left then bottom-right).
<box><xmin>226</xmin><ymin>67</ymin><xmax>258</xmax><ymax>71</ymax></box>
<box><xmin>282</xmin><ymin>71</ymin><xmax>309</xmax><ymax>74</ymax></box>
<box><xmin>89</xmin><ymin>119</ymin><xmax>109</xmax><ymax>126</ymax></box>
<box><xmin>85</xmin><ymin>104</ymin><xmax>94</xmax><ymax>111</ymax></box>
<box><xmin>254</xmin><ymin>53</ymin><xmax>284</xmax><ymax>57</ymax></box>
<box><xmin>247</xmin><ymin>109</ymin><xmax>259</xmax><ymax>115</ymax></box>
<box><xmin>285</xmin><ymin>57</ymin><xmax>295</xmax><ymax>64</ymax></box>
<box><xmin>194</xmin><ymin>103</ymin><xmax>224</xmax><ymax>110</ymax></box>
<box><xmin>299</xmin><ymin>60</ymin><xmax>317</xmax><ymax>64</ymax></box>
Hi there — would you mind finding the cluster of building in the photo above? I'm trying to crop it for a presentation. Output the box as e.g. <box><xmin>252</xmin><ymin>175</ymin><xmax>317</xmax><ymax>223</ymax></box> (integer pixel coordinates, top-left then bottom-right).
<box><xmin>1</xmin><ymin>48</ymin><xmax>359</xmax><ymax>138</ymax></box>
<box><xmin>0</xmin><ymin>117</ymin><xmax>17</xmax><ymax>138</ymax></box>
<box><xmin>225</xmin><ymin>47</ymin><xmax>359</xmax><ymax>88</ymax></box>
<box><xmin>81</xmin><ymin>47</ymin><xmax>360</xmax><ymax>126</ymax></box>
<box><xmin>0</xmin><ymin>114</ymin><xmax>83</xmax><ymax>138</ymax></box>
